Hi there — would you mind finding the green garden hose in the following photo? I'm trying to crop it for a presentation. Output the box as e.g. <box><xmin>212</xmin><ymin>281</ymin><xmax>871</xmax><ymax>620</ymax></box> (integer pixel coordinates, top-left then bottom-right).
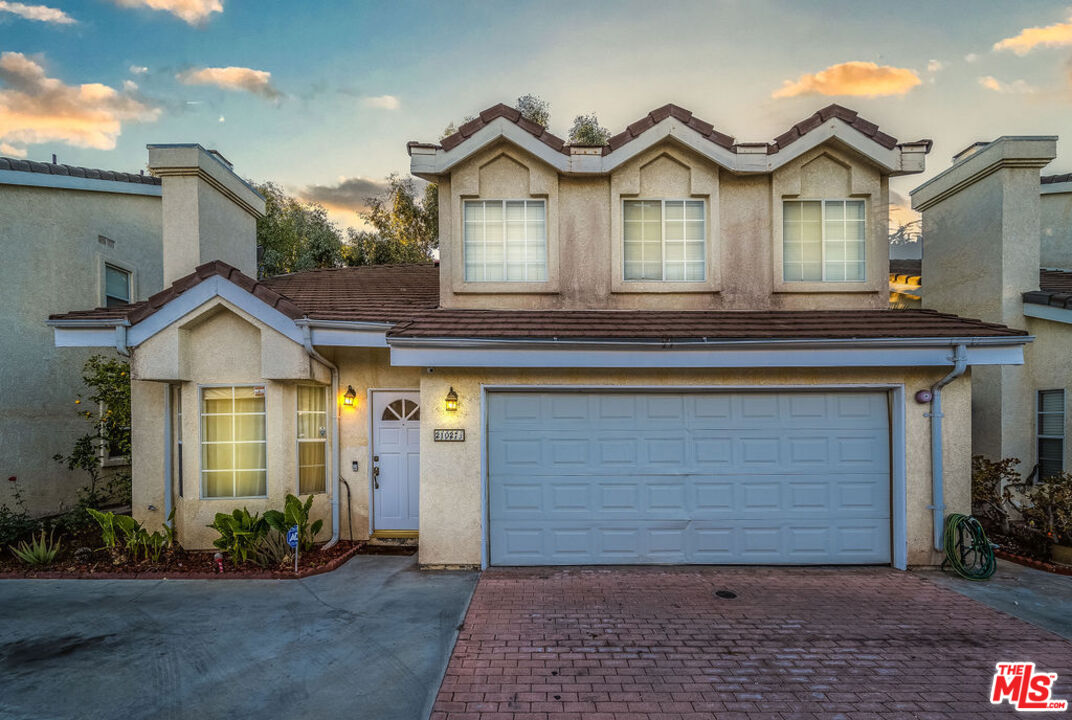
<box><xmin>942</xmin><ymin>513</ymin><xmax>997</xmax><ymax>580</ymax></box>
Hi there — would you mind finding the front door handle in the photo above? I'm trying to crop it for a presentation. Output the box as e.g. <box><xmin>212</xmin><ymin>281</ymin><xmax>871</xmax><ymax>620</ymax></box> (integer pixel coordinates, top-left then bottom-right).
<box><xmin>373</xmin><ymin>465</ymin><xmax>380</xmax><ymax>489</ymax></box>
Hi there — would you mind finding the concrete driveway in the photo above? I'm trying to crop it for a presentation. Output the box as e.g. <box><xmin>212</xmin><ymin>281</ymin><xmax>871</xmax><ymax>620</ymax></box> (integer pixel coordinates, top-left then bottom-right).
<box><xmin>433</xmin><ymin>566</ymin><xmax>1072</xmax><ymax>719</ymax></box>
<box><xmin>0</xmin><ymin>555</ymin><xmax>477</xmax><ymax>720</ymax></box>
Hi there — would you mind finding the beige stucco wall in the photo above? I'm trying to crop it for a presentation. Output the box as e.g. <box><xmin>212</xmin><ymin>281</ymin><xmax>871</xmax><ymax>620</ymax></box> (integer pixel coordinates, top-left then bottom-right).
<box><xmin>0</xmin><ymin>183</ymin><xmax>162</xmax><ymax>513</ymax></box>
<box><xmin>131</xmin><ymin>300</ymin><xmax>333</xmax><ymax>549</ymax></box>
<box><xmin>438</xmin><ymin>139</ymin><xmax>890</xmax><ymax>311</ymax></box>
<box><xmin>1040</xmin><ymin>189</ymin><xmax>1072</xmax><ymax>269</ymax></box>
<box><xmin>417</xmin><ymin>366</ymin><xmax>971</xmax><ymax>569</ymax></box>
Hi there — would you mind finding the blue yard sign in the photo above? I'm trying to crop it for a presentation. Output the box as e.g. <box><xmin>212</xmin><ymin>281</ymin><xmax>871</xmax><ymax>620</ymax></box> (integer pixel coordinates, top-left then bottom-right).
<box><xmin>286</xmin><ymin>525</ymin><xmax>300</xmax><ymax>549</ymax></box>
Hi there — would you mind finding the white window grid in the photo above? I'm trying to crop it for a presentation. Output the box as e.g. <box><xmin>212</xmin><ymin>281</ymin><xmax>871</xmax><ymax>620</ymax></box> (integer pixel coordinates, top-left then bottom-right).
<box><xmin>783</xmin><ymin>199</ymin><xmax>867</xmax><ymax>283</ymax></box>
<box><xmin>623</xmin><ymin>199</ymin><xmax>706</xmax><ymax>282</ymax></box>
<box><xmin>463</xmin><ymin>199</ymin><xmax>547</xmax><ymax>282</ymax></box>
<box><xmin>1037</xmin><ymin>389</ymin><xmax>1065</xmax><ymax>479</ymax></box>
<box><xmin>199</xmin><ymin>385</ymin><xmax>267</xmax><ymax>499</ymax></box>
<box><xmin>296</xmin><ymin>385</ymin><xmax>328</xmax><ymax>494</ymax></box>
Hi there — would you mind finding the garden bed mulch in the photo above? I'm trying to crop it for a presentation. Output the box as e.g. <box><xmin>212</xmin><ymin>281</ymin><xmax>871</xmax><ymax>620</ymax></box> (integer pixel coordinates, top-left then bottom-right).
<box><xmin>994</xmin><ymin>548</ymin><xmax>1072</xmax><ymax>577</ymax></box>
<box><xmin>0</xmin><ymin>540</ymin><xmax>365</xmax><ymax>580</ymax></box>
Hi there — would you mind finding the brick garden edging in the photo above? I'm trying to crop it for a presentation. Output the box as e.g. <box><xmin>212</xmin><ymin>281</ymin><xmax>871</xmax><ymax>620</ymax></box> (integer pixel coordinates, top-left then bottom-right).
<box><xmin>995</xmin><ymin>548</ymin><xmax>1072</xmax><ymax>576</ymax></box>
<box><xmin>0</xmin><ymin>542</ymin><xmax>362</xmax><ymax>581</ymax></box>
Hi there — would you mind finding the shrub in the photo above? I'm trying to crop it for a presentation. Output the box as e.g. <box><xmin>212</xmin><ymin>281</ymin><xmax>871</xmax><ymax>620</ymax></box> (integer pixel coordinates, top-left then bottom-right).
<box><xmin>568</xmin><ymin>113</ymin><xmax>610</xmax><ymax>146</ymax></box>
<box><xmin>1021</xmin><ymin>472</ymin><xmax>1072</xmax><ymax>546</ymax></box>
<box><xmin>516</xmin><ymin>94</ymin><xmax>550</xmax><ymax>127</ymax></box>
<box><xmin>0</xmin><ymin>478</ymin><xmax>37</xmax><ymax>548</ymax></box>
<box><xmin>209</xmin><ymin>508</ymin><xmax>268</xmax><ymax>564</ymax></box>
<box><xmin>10</xmin><ymin>528</ymin><xmax>61</xmax><ymax>566</ymax></box>
<box><xmin>87</xmin><ymin>508</ymin><xmax>174</xmax><ymax>563</ymax></box>
<box><xmin>264</xmin><ymin>494</ymin><xmax>323</xmax><ymax>552</ymax></box>
<box><xmin>253</xmin><ymin>530</ymin><xmax>291</xmax><ymax>568</ymax></box>
<box><xmin>971</xmin><ymin>455</ymin><xmax>1026</xmax><ymax>534</ymax></box>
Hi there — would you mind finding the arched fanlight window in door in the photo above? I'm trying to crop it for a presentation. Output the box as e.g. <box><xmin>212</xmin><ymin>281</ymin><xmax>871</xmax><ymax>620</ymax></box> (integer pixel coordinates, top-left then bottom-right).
<box><xmin>381</xmin><ymin>399</ymin><xmax>420</xmax><ymax>421</ymax></box>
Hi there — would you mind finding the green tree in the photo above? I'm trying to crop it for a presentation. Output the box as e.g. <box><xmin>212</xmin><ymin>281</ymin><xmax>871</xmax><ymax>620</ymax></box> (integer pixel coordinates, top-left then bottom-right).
<box><xmin>568</xmin><ymin>113</ymin><xmax>611</xmax><ymax>145</ymax></box>
<box><xmin>53</xmin><ymin>355</ymin><xmax>132</xmax><ymax>508</ymax></box>
<box><xmin>254</xmin><ymin>182</ymin><xmax>344</xmax><ymax>277</ymax></box>
<box><xmin>516</xmin><ymin>94</ymin><xmax>550</xmax><ymax>126</ymax></box>
<box><xmin>344</xmin><ymin>175</ymin><xmax>438</xmax><ymax>265</ymax></box>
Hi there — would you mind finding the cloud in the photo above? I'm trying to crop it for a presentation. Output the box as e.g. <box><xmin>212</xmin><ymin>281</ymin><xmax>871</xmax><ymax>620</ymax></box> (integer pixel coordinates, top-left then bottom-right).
<box><xmin>978</xmin><ymin>75</ymin><xmax>1038</xmax><ymax>94</ymax></box>
<box><xmin>0</xmin><ymin>51</ymin><xmax>160</xmax><ymax>153</ymax></box>
<box><xmin>177</xmin><ymin>66</ymin><xmax>279</xmax><ymax>98</ymax></box>
<box><xmin>965</xmin><ymin>53</ymin><xmax>980</xmax><ymax>63</ymax></box>
<box><xmin>772</xmin><ymin>61</ymin><xmax>921</xmax><ymax>98</ymax></box>
<box><xmin>362</xmin><ymin>94</ymin><xmax>399</xmax><ymax>110</ymax></box>
<box><xmin>112</xmin><ymin>0</ymin><xmax>221</xmax><ymax>26</ymax></box>
<box><xmin>927</xmin><ymin>59</ymin><xmax>944</xmax><ymax>72</ymax></box>
<box><xmin>300</xmin><ymin>176</ymin><xmax>388</xmax><ymax>214</ymax></box>
<box><xmin>994</xmin><ymin>13</ymin><xmax>1072</xmax><ymax>55</ymax></box>
<box><xmin>0</xmin><ymin>1</ymin><xmax>75</xmax><ymax>23</ymax></box>
<box><xmin>129</xmin><ymin>65</ymin><xmax>148</xmax><ymax>75</ymax></box>
<box><xmin>0</xmin><ymin>141</ymin><xmax>25</xmax><ymax>156</ymax></box>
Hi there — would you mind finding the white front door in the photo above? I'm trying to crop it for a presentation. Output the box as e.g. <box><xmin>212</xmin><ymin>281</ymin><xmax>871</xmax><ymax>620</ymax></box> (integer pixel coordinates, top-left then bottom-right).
<box><xmin>372</xmin><ymin>391</ymin><xmax>420</xmax><ymax>532</ymax></box>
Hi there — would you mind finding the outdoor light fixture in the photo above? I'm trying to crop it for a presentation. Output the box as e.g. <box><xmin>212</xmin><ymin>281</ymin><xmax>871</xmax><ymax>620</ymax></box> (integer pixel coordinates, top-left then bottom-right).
<box><xmin>445</xmin><ymin>386</ymin><xmax>459</xmax><ymax>412</ymax></box>
<box><xmin>343</xmin><ymin>385</ymin><xmax>357</xmax><ymax>406</ymax></box>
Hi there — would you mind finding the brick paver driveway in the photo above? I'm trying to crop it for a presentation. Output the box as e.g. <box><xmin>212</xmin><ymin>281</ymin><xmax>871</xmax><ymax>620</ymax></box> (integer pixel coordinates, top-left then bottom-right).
<box><xmin>432</xmin><ymin>566</ymin><xmax>1071</xmax><ymax>719</ymax></box>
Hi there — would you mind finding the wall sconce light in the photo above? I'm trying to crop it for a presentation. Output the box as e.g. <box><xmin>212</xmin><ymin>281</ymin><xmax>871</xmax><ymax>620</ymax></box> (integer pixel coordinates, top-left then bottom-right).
<box><xmin>343</xmin><ymin>385</ymin><xmax>357</xmax><ymax>406</ymax></box>
<box><xmin>445</xmin><ymin>386</ymin><xmax>459</xmax><ymax>412</ymax></box>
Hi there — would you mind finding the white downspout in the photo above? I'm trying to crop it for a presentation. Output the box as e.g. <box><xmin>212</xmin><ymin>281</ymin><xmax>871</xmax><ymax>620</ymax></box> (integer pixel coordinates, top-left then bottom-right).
<box><xmin>302</xmin><ymin>325</ymin><xmax>341</xmax><ymax>549</ymax></box>
<box><xmin>929</xmin><ymin>344</ymin><xmax>968</xmax><ymax>551</ymax></box>
<box><xmin>163</xmin><ymin>384</ymin><xmax>173</xmax><ymax>528</ymax></box>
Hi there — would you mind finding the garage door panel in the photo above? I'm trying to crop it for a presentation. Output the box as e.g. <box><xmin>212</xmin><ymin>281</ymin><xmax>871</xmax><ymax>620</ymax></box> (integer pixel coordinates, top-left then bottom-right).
<box><xmin>488</xmin><ymin>391</ymin><xmax>891</xmax><ymax>565</ymax></box>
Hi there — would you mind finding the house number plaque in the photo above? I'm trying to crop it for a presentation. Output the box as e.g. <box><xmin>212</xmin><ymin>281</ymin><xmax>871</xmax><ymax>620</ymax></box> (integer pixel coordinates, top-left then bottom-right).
<box><xmin>433</xmin><ymin>429</ymin><xmax>465</xmax><ymax>442</ymax></box>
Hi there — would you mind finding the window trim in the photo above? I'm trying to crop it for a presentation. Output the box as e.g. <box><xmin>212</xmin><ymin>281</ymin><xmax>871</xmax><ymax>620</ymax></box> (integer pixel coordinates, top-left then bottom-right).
<box><xmin>295</xmin><ymin>384</ymin><xmax>328</xmax><ymax>495</ymax></box>
<box><xmin>781</xmin><ymin>198</ymin><xmax>867</xmax><ymax>284</ymax></box>
<box><xmin>198</xmin><ymin>383</ymin><xmax>268</xmax><ymax>500</ymax></box>
<box><xmin>462</xmin><ymin>198</ymin><xmax>548</xmax><ymax>284</ymax></box>
<box><xmin>622</xmin><ymin>198</ymin><xmax>707</xmax><ymax>283</ymax></box>
<box><xmin>97</xmin><ymin>255</ymin><xmax>137</xmax><ymax>308</ymax></box>
<box><xmin>1037</xmin><ymin>389</ymin><xmax>1065</xmax><ymax>480</ymax></box>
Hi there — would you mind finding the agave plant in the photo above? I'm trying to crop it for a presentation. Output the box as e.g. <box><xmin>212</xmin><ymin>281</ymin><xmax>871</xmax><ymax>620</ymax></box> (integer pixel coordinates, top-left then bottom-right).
<box><xmin>10</xmin><ymin>528</ymin><xmax>61</xmax><ymax>566</ymax></box>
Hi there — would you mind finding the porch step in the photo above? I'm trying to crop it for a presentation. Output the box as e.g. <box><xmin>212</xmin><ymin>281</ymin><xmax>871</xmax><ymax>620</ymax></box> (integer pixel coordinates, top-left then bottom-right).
<box><xmin>366</xmin><ymin>534</ymin><xmax>418</xmax><ymax>550</ymax></box>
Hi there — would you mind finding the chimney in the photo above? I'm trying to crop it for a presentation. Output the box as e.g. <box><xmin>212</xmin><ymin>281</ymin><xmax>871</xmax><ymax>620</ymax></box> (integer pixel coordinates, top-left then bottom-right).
<box><xmin>910</xmin><ymin>136</ymin><xmax>1056</xmax><ymax>327</ymax></box>
<box><xmin>147</xmin><ymin>144</ymin><xmax>266</xmax><ymax>284</ymax></box>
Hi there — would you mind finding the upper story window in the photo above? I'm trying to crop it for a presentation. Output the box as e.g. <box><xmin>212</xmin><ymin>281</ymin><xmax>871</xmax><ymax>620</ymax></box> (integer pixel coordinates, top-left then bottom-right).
<box><xmin>463</xmin><ymin>200</ymin><xmax>547</xmax><ymax>282</ymax></box>
<box><xmin>783</xmin><ymin>200</ymin><xmax>866</xmax><ymax>282</ymax></box>
<box><xmin>201</xmin><ymin>385</ymin><xmax>267</xmax><ymax>499</ymax></box>
<box><xmin>104</xmin><ymin>264</ymin><xmax>131</xmax><ymax>307</ymax></box>
<box><xmin>623</xmin><ymin>200</ymin><xmax>705</xmax><ymax>282</ymax></box>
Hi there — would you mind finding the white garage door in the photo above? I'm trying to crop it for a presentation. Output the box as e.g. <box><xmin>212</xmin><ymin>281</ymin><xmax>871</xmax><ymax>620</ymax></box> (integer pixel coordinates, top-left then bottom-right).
<box><xmin>488</xmin><ymin>390</ymin><xmax>891</xmax><ymax>565</ymax></box>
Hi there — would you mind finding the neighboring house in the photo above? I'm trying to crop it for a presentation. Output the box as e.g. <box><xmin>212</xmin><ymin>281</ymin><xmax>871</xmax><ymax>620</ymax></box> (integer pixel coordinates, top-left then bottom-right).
<box><xmin>889</xmin><ymin>259</ymin><xmax>922</xmax><ymax>308</ymax></box>
<box><xmin>0</xmin><ymin>157</ymin><xmax>163</xmax><ymax>514</ymax></box>
<box><xmin>911</xmin><ymin>139</ymin><xmax>1072</xmax><ymax>481</ymax></box>
<box><xmin>50</xmin><ymin>104</ymin><xmax>1033</xmax><ymax>569</ymax></box>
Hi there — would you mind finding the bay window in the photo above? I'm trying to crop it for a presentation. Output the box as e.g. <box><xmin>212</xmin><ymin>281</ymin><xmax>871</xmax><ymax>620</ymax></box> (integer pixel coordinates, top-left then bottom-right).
<box><xmin>783</xmin><ymin>199</ymin><xmax>866</xmax><ymax>282</ymax></box>
<box><xmin>623</xmin><ymin>199</ymin><xmax>705</xmax><ymax>281</ymax></box>
<box><xmin>297</xmin><ymin>385</ymin><xmax>327</xmax><ymax>494</ymax></box>
<box><xmin>200</xmin><ymin>386</ymin><xmax>267</xmax><ymax>498</ymax></box>
<box><xmin>463</xmin><ymin>200</ymin><xmax>547</xmax><ymax>282</ymax></box>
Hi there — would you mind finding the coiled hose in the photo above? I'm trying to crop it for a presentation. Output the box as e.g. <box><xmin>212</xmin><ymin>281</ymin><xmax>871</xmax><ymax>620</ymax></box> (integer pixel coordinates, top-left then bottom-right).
<box><xmin>942</xmin><ymin>513</ymin><xmax>997</xmax><ymax>580</ymax></box>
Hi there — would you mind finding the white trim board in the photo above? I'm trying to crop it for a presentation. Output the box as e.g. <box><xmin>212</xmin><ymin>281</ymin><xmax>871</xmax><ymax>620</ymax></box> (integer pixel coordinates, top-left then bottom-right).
<box><xmin>391</xmin><ymin>342</ymin><xmax>1025</xmax><ymax>369</ymax></box>
<box><xmin>1024</xmin><ymin>302</ymin><xmax>1072</xmax><ymax>326</ymax></box>
<box><xmin>411</xmin><ymin>117</ymin><xmax>926</xmax><ymax>180</ymax></box>
<box><xmin>0</xmin><ymin>169</ymin><xmax>162</xmax><ymax>197</ymax></box>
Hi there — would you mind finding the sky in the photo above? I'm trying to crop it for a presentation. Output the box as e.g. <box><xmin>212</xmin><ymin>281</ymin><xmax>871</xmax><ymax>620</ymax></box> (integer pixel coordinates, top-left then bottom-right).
<box><xmin>2</xmin><ymin>0</ymin><xmax>1072</xmax><ymax>233</ymax></box>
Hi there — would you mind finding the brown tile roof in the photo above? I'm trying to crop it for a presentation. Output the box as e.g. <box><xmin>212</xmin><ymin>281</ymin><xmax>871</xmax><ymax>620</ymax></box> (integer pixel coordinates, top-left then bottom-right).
<box><xmin>1042</xmin><ymin>173</ymin><xmax>1072</xmax><ymax>185</ymax></box>
<box><xmin>48</xmin><ymin>261</ymin><xmax>439</xmax><ymax>326</ymax></box>
<box><xmin>387</xmin><ymin>308</ymin><xmax>1025</xmax><ymax>342</ymax></box>
<box><xmin>1025</xmin><ymin>269</ymin><xmax>1072</xmax><ymax>309</ymax></box>
<box><xmin>421</xmin><ymin>103</ymin><xmax>929</xmax><ymax>160</ymax></box>
<box><xmin>0</xmin><ymin>156</ymin><xmax>161</xmax><ymax>186</ymax></box>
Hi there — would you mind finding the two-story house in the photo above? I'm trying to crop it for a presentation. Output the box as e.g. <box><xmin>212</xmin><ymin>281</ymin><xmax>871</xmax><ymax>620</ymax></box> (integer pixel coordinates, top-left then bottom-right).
<box><xmin>50</xmin><ymin>104</ymin><xmax>1032</xmax><ymax>568</ymax></box>
<box><xmin>1</xmin><ymin>156</ymin><xmax>164</xmax><ymax>514</ymax></box>
<box><xmin>910</xmin><ymin>137</ymin><xmax>1072</xmax><ymax>482</ymax></box>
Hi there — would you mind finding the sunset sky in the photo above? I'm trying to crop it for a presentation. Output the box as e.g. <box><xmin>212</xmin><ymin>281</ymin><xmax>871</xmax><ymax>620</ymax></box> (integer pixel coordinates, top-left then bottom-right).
<box><xmin>2</xmin><ymin>0</ymin><xmax>1072</xmax><ymax>232</ymax></box>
